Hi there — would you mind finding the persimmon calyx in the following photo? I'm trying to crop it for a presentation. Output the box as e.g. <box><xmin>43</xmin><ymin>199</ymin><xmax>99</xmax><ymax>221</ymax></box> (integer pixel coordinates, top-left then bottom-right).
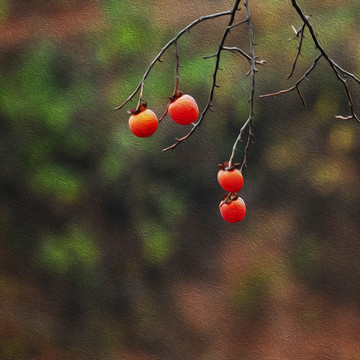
<box><xmin>128</xmin><ymin>101</ymin><xmax>148</xmax><ymax>115</ymax></box>
<box><xmin>218</xmin><ymin>161</ymin><xmax>241</xmax><ymax>171</ymax></box>
<box><xmin>221</xmin><ymin>192</ymin><xmax>239</xmax><ymax>204</ymax></box>
<box><xmin>169</xmin><ymin>89</ymin><xmax>183</xmax><ymax>102</ymax></box>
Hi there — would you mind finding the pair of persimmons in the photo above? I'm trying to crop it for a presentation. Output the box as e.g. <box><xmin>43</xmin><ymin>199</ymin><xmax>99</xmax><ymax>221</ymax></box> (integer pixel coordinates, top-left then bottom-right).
<box><xmin>218</xmin><ymin>164</ymin><xmax>246</xmax><ymax>223</ymax></box>
<box><xmin>128</xmin><ymin>93</ymin><xmax>246</xmax><ymax>223</ymax></box>
<box><xmin>128</xmin><ymin>93</ymin><xmax>199</xmax><ymax>137</ymax></box>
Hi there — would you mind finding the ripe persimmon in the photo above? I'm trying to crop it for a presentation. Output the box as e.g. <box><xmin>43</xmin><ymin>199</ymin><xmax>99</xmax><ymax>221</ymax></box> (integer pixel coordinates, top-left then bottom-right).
<box><xmin>217</xmin><ymin>168</ymin><xmax>244</xmax><ymax>193</ymax></box>
<box><xmin>129</xmin><ymin>108</ymin><xmax>158</xmax><ymax>137</ymax></box>
<box><xmin>168</xmin><ymin>94</ymin><xmax>199</xmax><ymax>125</ymax></box>
<box><xmin>219</xmin><ymin>195</ymin><xmax>246</xmax><ymax>223</ymax></box>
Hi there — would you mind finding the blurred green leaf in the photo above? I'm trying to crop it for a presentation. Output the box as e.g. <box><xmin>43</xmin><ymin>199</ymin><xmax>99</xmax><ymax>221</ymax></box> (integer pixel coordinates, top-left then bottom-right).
<box><xmin>0</xmin><ymin>0</ymin><xmax>8</xmax><ymax>25</ymax></box>
<box><xmin>30</xmin><ymin>165</ymin><xmax>85</xmax><ymax>205</ymax></box>
<box><xmin>139</xmin><ymin>221</ymin><xmax>175</xmax><ymax>264</ymax></box>
<box><xmin>37</xmin><ymin>225</ymin><xmax>99</xmax><ymax>274</ymax></box>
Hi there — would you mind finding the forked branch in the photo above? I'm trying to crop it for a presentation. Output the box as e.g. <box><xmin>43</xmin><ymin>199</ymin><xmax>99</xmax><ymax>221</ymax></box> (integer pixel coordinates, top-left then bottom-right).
<box><xmin>260</xmin><ymin>0</ymin><xmax>359</xmax><ymax>123</ymax></box>
<box><xmin>259</xmin><ymin>54</ymin><xmax>322</xmax><ymax>106</ymax></box>
<box><xmin>222</xmin><ymin>46</ymin><xmax>266</xmax><ymax>66</ymax></box>
<box><xmin>162</xmin><ymin>0</ymin><xmax>242</xmax><ymax>152</ymax></box>
<box><xmin>287</xmin><ymin>22</ymin><xmax>306</xmax><ymax>79</ymax></box>
<box><xmin>118</xmin><ymin>0</ymin><xmax>359</xmax><ymax>179</ymax></box>
<box><xmin>114</xmin><ymin>10</ymin><xmax>233</xmax><ymax>112</ymax></box>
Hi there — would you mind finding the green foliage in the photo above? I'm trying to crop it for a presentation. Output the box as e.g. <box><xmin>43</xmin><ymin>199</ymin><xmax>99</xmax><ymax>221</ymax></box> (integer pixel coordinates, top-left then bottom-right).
<box><xmin>232</xmin><ymin>266</ymin><xmax>272</xmax><ymax>316</ymax></box>
<box><xmin>36</xmin><ymin>225</ymin><xmax>99</xmax><ymax>274</ymax></box>
<box><xmin>139</xmin><ymin>221</ymin><xmax>176</xmax><ymax>264</ymax></box>
<box><xmin>30</xmin><ymin>164</ymin><xmax>84</xmax><ymax>205</ymax></box>
<box><xmin>0</xmin><ymin>0</ymin><xmax>8</xmax><ymax>25</ymax></box>
<box><xmin>96</xmin><ymin>0</ymin><xmax>153</xmax><ymax>65</ymax></box>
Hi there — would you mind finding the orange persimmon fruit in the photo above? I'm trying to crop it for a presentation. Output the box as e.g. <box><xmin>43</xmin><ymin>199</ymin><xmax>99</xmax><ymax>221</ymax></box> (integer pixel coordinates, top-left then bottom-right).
<box><xmin>168</xmin><ymin>94</ymin><xmax>199</xmax><ymax>125</ymax></box>
<box><xmin>217</xmin><ymin>168</ymin><xmax>244</xmax><ymax>193</ymax></box>
<box><xmin>129</xmin><ymin>108</ymin><xmax>158</xmax><ymax>137</ymax></box>
<box><xmin>219</xmin><ymin>196</ymin><xmax>246</xmax><ymax>223</ymax></box>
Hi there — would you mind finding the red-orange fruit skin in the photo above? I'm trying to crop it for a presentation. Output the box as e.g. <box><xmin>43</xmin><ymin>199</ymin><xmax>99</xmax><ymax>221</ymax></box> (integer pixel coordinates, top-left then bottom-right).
<box><xmin>168</xmin><ymin>94</ymin><xmax>199</xmax><ymax>125</ymax></box>
<box><xmin>219</xmin><ymin>197</ymin><xmax>246</xmax><ymax>223</ymax></box>
<box><xmin>129</xmin><ymin>109</ymin><xmax>158</xmax><ymax>137</ymax></box>
<box><xmin>217</xmin><ymin>169</ymin><xmax>244</xmax><ymax>193</ymax></box>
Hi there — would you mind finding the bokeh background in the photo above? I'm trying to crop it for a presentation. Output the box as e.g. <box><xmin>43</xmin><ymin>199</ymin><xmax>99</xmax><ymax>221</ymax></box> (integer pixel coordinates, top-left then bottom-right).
<box><xmin>0</xmin><ymin>0</ymin><xmax>360</xmax><ymax>359</ymax></box>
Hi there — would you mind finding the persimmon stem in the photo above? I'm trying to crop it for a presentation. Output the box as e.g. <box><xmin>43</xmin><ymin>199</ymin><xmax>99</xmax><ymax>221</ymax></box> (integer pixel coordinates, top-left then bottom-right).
<box><xmin>136</xmin><ymin>81</ymin><xmax>145</xmax><ymax>112</ymax></box>
<box><xmin>174</xmin><ymin>40</ymin><xmax>180</xmax><ymax>95</ymax></box>
<box><xmin>159</xmin><ymin>41</ymin><xmax>181</xmax><ymax>123</ymax></box>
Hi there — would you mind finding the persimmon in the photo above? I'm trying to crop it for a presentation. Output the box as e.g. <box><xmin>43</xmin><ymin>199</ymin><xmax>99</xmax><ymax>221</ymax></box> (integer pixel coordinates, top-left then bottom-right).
<box><xmin>168</xmin><ymin>94</ymin><xmax>199</xmax><ymax>125</ymax></box>
<box><xmin>129</xmin><ymin>108</ymin><xmax>158</xmax><ymax>137</ymax></box>
<box><xmin>219</xmin><ymin>195</ymin><xmax>246</xmax><ymax>223</ymax></box>
<box><xmin>217</xmin><ymin>165</ymin><xmax>243</xmax><ymax>193</ymax></box>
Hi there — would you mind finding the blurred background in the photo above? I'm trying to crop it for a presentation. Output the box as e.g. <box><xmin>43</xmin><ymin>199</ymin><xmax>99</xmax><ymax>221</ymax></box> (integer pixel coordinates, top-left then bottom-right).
<box><xmin>0</xmin><ymin>0</ymin><xmax>360</xmax><ymax>359</ymax></box>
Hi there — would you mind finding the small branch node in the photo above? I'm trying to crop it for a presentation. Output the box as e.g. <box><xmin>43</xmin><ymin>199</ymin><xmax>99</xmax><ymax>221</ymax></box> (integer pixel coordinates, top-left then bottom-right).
<box><xmin>257</xmin><ymin>59</ymin><xmax>267</xmax><ymax>65</ymax></box>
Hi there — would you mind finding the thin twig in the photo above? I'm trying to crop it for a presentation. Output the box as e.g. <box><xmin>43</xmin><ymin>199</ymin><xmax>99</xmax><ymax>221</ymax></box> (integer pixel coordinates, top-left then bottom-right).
<box><xmin>332</xmin><ymin>63</ymin><xmax>360</xmax><ymax>85</ymax></box>
<box><xmin>227</xmin><ymin>18</ymin><xmax>248</xmax><ymax>29</ymax></box>
<box><xmin>288</xmin><ymin>24</ymin><xmax>305</xmax><ymax>40</ymax></box>
<box><xmin>159</xmin><ymin>102</ymin><xmax>171</xmax><ymax>122</ymax></box>
<box><xmin>222</xmin><ymin>46</ymin><xmax>267</xmax><ymax>66</ymax></box>
<box><xmin>135</xmin><ymin>81</ymin><xmax>145</xmax><ymax>111</ymax></box>
<box><xmin>175</xmin><ymin>40</ymin><xmax>180</xmax><ymax>90</ymax></box>
<box><xmin>114</xmin><ymin>10</ymin><xmax>232</xmax><ymax>111</ymax></box>
<box><xmin>202</xmin><ymin>54</ymin><xmax>217</xmax><ymax>59</ymax></box>
<box><xmin>159</xmin><ymin>41</ymin><xmax>181</xmax><ymax>122</ymax></box>
<box><xmin>287</xmin><ymin>22</ymin><xmax>306</xmax><ymax>79</ymax></box>
<box><xmin>163</xmin><ymin>0</ymin><xmax>242</xmax><ymax>152</ymax></box>
<box><xmin>239</xmin><ymin>126</ymin><xmax>253</xmax><ymax>173</ymax></box>
<box><xmin>228</xmin><ymin>0</ymin><xmax>256</xmax><ymax>171</ymax></box>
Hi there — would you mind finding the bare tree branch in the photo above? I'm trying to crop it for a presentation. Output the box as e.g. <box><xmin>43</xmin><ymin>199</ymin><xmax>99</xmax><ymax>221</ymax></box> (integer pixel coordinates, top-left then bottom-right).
<box><xmin>227</xmin><ymin>18</ymin><xmax>249</xmax><ymax>29</ymax></box>
<box><xmin>162</xmin><ymin>0</ymin><xmax>242</xmax><ymax>152</ymax></box>
<box><xmin>259</xmin><ymin>53</ymin><xmax>322</xmax><ymax>104</ymax></box>
<box><xmin>227</xmin><ymin>0</ymin><xmax>257</xmax><ymax>171</ymax></box>
<box><xmin>114</xmin><ymin>10</ymin><xmax>233</xmax><ymax>111</ymax></box>
<box><xmin>222</xmin><ymin>46</ymin><xmax>267</xmax><ymax>66</ymax></box>
<box><xmin>261</xmin><ymin>0</ymin><xmax>359</xmax><ymax>123</ymax></box>
<box><xmin>291</xmin><ymin>0</ymin><xmax>359</xmax><ymax>122</ymax></box>
<box><xmin>287</xmin><ymin>22</ymin><xmax>306</xmax><ymax>79</ymax></box>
